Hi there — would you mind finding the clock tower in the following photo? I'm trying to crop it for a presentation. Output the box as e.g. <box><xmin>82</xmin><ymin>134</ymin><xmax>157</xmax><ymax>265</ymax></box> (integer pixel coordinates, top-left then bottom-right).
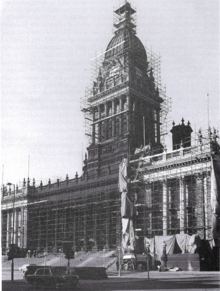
<box><xmin>82</xmin><ymin>1</ymin><xmax>164</xmax><ymax>179</ymax></box>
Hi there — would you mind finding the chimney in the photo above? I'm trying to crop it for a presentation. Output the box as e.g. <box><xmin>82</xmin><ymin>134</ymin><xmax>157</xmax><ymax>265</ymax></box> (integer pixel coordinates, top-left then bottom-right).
<box><xmin>170</xmin><ymin>119</ymin><xmax>193</xmax><ymax>150</ymax></box>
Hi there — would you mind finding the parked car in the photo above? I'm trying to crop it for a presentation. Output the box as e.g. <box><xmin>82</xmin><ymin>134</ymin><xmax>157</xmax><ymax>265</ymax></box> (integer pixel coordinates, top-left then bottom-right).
<box><xmin>26</xmin><ymin>267</ymin><xmax>79</xmax><ymax>289</ymax></box>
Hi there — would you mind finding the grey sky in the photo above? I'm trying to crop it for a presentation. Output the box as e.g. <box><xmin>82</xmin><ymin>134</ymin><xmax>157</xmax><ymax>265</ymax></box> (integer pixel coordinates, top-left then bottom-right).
<box><xmin>1</xmin><ymin>0</ymin><xmax>219</xmax><ymax>186</ymax></box>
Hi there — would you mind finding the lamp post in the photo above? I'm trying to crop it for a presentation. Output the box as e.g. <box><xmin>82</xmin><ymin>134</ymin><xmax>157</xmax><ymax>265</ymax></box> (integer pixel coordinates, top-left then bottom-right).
<box><xmin>27</xmin><ymin>250</ymin><xmax>31</xmax><ymax>265</ymax></box>
<box><xmin>161</xmin><ymin>241</ymin><xmax>167</xmax><ymax>271</ymax></box>
<box><xmin>145</xmin><ymin>242</ymin><xmax>150</xmax><ymax>280</ymax></box>
<box><xmin>117</xmin><ymin>246</ymin><xmax>121</xmax><ymax>277</ymax></box>
<box><xmin>44</xmin><ymin>250</ymin><xmax>47</xmax><ymax>266</ymax></box>
<box><xmin>103</xmin><ymin>247</ymin><xmax>106</xmax><ymax>268</ymax></box>
<box><xmin>7</xmin><ymin>183</ymin><xmax>15</xmax><ymax>281</ymax></box>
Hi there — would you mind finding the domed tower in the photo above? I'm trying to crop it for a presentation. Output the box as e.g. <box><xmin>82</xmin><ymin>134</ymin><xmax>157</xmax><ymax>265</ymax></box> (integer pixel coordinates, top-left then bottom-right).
<box><xmin>82</xmin><ymin>1</ymin><xmax>164</xmax><ymax>179</ymax></box>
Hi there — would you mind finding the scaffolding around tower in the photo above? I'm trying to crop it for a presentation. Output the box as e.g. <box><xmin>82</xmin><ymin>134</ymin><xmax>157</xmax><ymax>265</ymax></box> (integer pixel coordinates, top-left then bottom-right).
<box><xmin>81</xmin><ymin>37</ymin><xmax>171</xmax><ymax>148</ymax></box>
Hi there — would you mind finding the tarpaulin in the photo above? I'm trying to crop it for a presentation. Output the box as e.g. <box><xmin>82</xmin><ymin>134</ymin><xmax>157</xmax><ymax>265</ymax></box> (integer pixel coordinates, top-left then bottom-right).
<box><xmin>118</xmin><ymin>158</ymin><xmax>128</xmax><ymax>192</ymax></box>
<box><xmin>175</xmin><ymin>234</ymin><xmax>201</xmax><ymax>254</ymax></box>
<box><xmin>154</xmin><ymin>235</ymin><xmax>176</xmax><ymax>261</ymax></box>
<box><xmin>121</xmin><ymin>192</ymin><xmax>133</xmax><ymax>218</ymax></box>
<box><xmin>129</xmin><ymin>219</ymin><xmax>135</xmax><ymax>249</ymax></box>
<box><xmin>144</xmin><ymin>234</ymin><xmax>201</xmax><ymax>261</ymax></box>
<box><xmin>122</xmin><ymin>218</ymin><xmax>129</xmax><ymax>251</ymax></box>
<box><xmin>186</xmin><ymin>234</ymin><xmax>201</xmax><ymax>253</ymax></box>
<box><xmin>134</xmin><ymin>145</ymin><xmax>151</xmax><ymax>155</ymax></box>
<box><xmin>175</xmin><ymin>234</ymin><xmax>189</xmax><ymax>254</ymax></box>
<box><xmin>122</xmin><ymin>218</ymin><xmax>134</xmax><ymax>252</ymax></box>
<box><xmin>211</xmin><ymin>154</ymin><xmax>220</xmax><ymax>238</ymax></box>
<box><xmin>211</xmin><ymin>155</ymin><xmax>220</xmax><ymax>214</ymax></box>
<box><xmin>144</xmin><ymin>237</ymin><xmax>155</xmax><ymax>257</ymax></box>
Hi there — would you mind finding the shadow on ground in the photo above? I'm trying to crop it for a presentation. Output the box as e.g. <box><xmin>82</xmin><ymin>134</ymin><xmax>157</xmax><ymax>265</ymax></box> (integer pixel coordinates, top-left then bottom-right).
<box><xmin>2</xmin><ymin>276</ymin><xmax>220</xmax><ymax>291</ymax></box>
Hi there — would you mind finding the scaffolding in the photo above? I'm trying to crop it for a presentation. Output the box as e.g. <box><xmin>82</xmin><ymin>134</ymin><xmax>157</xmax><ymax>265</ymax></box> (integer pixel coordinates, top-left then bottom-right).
<box><xmin>80</xmin><ymin>2</ymin><xmax>171</xmax><ymax>147</ymax></box>
<box><xmin>1</xmin><ymin>3</ymin><xmax>219</xmax><ymax>269</ymax></box>
<box><xmin>81</xmin><ymin>46</ymin><xmax>171</xmax><ymax>146</ymax></box>
<box><xmin>129</xmin><ymin>128</ymin><xmax>219</xmax><ymax>250</ymax></box>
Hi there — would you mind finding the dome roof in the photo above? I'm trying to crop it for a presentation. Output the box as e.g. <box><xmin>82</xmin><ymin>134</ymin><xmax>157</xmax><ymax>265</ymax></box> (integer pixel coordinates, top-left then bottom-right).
<box><xmin>105</xmin><ymin>28</ymin><xmax>147</xmax><ymax>60</ymax></box>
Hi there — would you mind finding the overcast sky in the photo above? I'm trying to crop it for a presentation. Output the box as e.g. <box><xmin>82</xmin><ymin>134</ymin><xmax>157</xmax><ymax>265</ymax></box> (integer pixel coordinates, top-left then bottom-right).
<box><xmin>1</xmin><ymin>0</ymin><xmax>219</xmax><ymax>187</ymax></box>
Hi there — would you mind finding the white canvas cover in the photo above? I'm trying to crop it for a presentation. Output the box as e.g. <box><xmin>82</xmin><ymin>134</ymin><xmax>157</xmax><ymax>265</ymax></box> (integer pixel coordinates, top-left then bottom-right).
<box><xmin>211</xmin><ymin>154</ymin><xmax>220</xmax><ymax>238</ymax></box>
<box><xmin>122</xmin><ymin>218</ymin><xmax>135</xmax><ymax>252</ymax></box>
<box><xmin>144</xmin><ymin>234</ymin><xmax>201</xmax><ymax>261</ymax></box>
<box><xmin>155</xmin><ymin>235</ymin><xmax>176</xmax><ymax>261</ymax></box>
<box><xmin>118</xmin><ymin>158</ymin><xmax>128</xmax><ymax>192</ymax></box>
<box><xmin>121</xmin><ymin>192</ymin><xmax>133</xmax><ymax>218</ymax></box>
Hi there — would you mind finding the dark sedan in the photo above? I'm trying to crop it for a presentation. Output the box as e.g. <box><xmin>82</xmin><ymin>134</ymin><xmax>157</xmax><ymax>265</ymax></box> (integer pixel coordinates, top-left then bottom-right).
<box><xmin>26</xmin><ymin>267</ymin><xmax>79</xmax><ymax>289</ymax></box>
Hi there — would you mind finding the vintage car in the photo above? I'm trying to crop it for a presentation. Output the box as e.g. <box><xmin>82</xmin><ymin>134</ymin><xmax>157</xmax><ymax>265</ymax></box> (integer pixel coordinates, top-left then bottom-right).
<box><xmin>26</xmin><ymin>267</ymin><xmax>79</xmax><ymax>289</ymax></box>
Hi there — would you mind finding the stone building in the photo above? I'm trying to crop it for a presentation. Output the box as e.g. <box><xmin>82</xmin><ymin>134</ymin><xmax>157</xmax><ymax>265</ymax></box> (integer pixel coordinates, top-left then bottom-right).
<box><xmin>1</xmin><ymin>2</ymin><xmax>220</xmax><ymax>269</ymax></box>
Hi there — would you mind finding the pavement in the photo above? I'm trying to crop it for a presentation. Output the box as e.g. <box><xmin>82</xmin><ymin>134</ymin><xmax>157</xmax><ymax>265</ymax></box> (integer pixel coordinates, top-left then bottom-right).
<box><xmin>2</xmin><ymin>270</ymin><xmax>220</xmax><ymax>291</ymax></box>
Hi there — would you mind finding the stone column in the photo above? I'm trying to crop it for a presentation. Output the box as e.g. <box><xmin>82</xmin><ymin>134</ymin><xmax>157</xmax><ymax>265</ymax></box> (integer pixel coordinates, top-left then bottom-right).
<box><xmin>18</xmin><ymin>210</ymin><xmax>22</xmax><ymax>247</ymax></box>
<box><xmin>185</xmin><ymin>184</ymin><xmax>189</xmax><ymax>232</ymax></box>
<box><xmin>93</xmin><ymin>213</ymin><xmax>98</xmax><ymax>251</ymax></box>
<box><xmin>162</xmin><ymin>180</ymin><xmax>168</xmax><ymax>236</ymax></box>
<box><xmin>14</xmin><ymin>208</ymin><xmax>19</xmax><ymax>245</ymax></box>
<box><xmin>37</xmin><ymin>209</ymin><xmax>41</xmax><ymax>250</ymax></box>
<box><xmin>119</xmin><ymin>98</ymin><xmax>122</xmax><ymax>135</ymax></box>
<box><xmin>0</xmin><ymin>210</ymin><xmax>3</xmax><ymax>249</ymax></box>
<box><xmin>54</xmin><ymin>210</ymin><xmax>57</xmax><ymax>250</ymax></box>
<box><xmin>92</xmin><ymin>108</ymin><xmax>95</xmax><ymax>144</ymax></box>
<box><xmin>73</xmin><ymin>212</ymin><xmax>76</xmax><ymax>249</ymax></box>
<box><xmin>126</xmin><ymin>95</ymin><xmax>130</xmax><ymax>134</ymax></box>
<box><xmin>195</xmin><ymin>174</ymin><xmax>204</xmax><ymax>239</ymax></box>
<box><xmin>145</xmin><ymin>183</ymin><xmax>152</xmax><ymax>235</ymax></box>
<box><xmin>203</xmin><ymin>175</ymin><xmax>209</xmax><ymax>239</ymax></box>
<box><xmin>98</xmin><ymin>105</ymin><xmax>101</xmax><ymax>142</ymax></box>
<box><xmin>20</xmin><ymin>207</ymin><xmax>23</xmax><ymax>249</ymax></box>
<box><xmin>104</xmin><ymin>103</ymin><xmax>108</xmax><ymax>140</ymax></box>
<box><xmin>179</xmin><ymin>177</ymin><xmax>185</xmax><ymax>234</ymax></box>
<box><xmin>23</xmin><ymin>207</ymin><xmax>27</xmax><ymax>248</ymax></box>
<box><xmin>133</xmin><ymin>100</ymin><xmax>137</xmax><ymax>134</ymax></box>
<box><xmin>46</xmin><ymin>209</ymin><xmax>49</xmax><ymax>250</ymax></box>
<box><xmin>106</xmin><ymin>204</ymin><xmax>110</xmax><ymax>250</ymax></box>
<box><xmin>84</xmin><ymin>210</ymin><xmax>87</xmax><ymax>250</ymax></box>
<box><xmin>6</xmin><ymin>210</ymin><xmax>10</xmax><ymax>248</ymax></box>
<box><xmin>112</xmin><ymin>99</ymin><xmax>115</xmax><ymax>138</ymax></box>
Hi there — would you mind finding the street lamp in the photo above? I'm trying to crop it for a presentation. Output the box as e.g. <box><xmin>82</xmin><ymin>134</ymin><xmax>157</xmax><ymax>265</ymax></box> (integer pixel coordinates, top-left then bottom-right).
<box><xmin>145</xmin><ymin>242</ymin><xmax>150</xmax><ymax>280</ymax></box>
<box><xmin>27</xmin><ymin>250</ymin><xmax>31</xmax><ymax>265</ymax></box>
<box><xmin>103</xmin><ymin>247</ymin><xmax>106</xmax><ymax>268</ymax></box>
<box><xmin>6</xmin><ymin>183</ymin><xmax>15</xmax><ymax>281</ymax></box>
<box><xmin>44</xmin><ymin>250</ymin><xmax>48</xmax><ymax>266</ymax></box>
<box><xmin>117</xmin><ymin>246</ymin><xmax>121</xmax><ymax>277</ymax></box>
<box><xmin>161</xmin><ymin>241</ymin><xmax>167</xmax><ymax>272</ymax></box>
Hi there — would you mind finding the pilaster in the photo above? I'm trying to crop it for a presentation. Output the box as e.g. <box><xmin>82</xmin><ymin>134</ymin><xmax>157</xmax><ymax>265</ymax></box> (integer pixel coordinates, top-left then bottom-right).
<box><xmin>179</xmin><ymin>177</ymin><xmax>185</xmax><ymax>234</ymax></box>
<box><xmin>162</xmin><ymin>180</ymin><xmax>168</xmax><ymax>236</ymax></box>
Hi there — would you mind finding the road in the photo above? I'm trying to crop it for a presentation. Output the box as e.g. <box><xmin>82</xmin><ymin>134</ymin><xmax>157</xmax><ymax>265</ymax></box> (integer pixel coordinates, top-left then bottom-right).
<box><xmin>2</xmin><ymin>271</ymin><xmax>220</xmax><ymax>291</ymax></box>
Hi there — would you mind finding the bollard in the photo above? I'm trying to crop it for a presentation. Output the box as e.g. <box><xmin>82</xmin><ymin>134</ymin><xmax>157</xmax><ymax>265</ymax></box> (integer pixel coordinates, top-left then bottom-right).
<box><xmin>160</xmin><ymin>241</ymin><xmax>167</xmax><ymax>271</ymax></box>
<box><xmin>146</xmin><ymin>242</ymin><xmax>150</xmax><ymax>280</ymax></box>
<box><xmin>118</xmin><ymin>246</ymin><xmax>121</xmax><ymax>277</ymax></box>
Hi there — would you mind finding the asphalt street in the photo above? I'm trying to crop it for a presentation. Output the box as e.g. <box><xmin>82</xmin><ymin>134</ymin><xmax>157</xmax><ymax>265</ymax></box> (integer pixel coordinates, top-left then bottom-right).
<box><xmin>2</xmin><ymin>271</ymin><xmax>220</xmax><ymax>291</ymax></box>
